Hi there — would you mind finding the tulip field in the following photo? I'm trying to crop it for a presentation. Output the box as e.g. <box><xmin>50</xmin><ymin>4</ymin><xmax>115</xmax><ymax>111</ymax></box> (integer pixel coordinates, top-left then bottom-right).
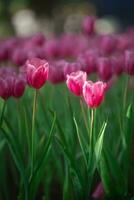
<box><xmin>0</xmin><ymin>16</ymin><xmax>134</xmax><ymax>200</ymax></box>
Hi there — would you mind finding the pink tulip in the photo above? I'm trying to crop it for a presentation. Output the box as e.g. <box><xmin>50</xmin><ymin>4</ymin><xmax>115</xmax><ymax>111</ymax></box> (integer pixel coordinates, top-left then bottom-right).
<box><xmin>78</xmin><ymin>50</ymin><xmax>99</xmax><ymax>74</ymax></box>
<box><xmin>97</xmin><ymin>57</ymin><xmax>113</xmax><ymax>81</ymax></box>
<box><xmin>11</xmin><ymin>48</ymin><xmax>27</xmax><ymax>66</ymax></box>
<box><xmin>59</xmin><ymin>34</ymin><xmax>88</xmax><ymax>58</ymax></box>
<box><xmin>30</xmin><ymin>33</ymin><xmax>45</xmax><ymax>46</ymax></box>
<box><xmin>0</xmin><ymin>78</ymin><xmax>12</xmax><ymax>100</ymax></box>
<box><xmin>0</xmin><ymin>44</ymin><xmax>8</xmax><ymax>61</ymax></box>
<box><xmin>43</xmin><ymin>39</ymin><xmax>60</xmax><ymax>59</ymax></box>
<box><xmin>66</xmin><ymin>71</ymin><xmax>87</xmax><ymax>96</ymax></box>
<box><xmin>82</xmin><ymin>16</ymin><xmax>96</xmax><ymax>35</ymax></box>
<box><xmin>12</xmin><ymin>76</ymin><xmax>26</xmax><ymax>98</ymax></box>
<box><xmin>64</xmin><ymin>62</ymin><xmax>81</xmax><ymax>76</ymax></box>
<box><xmin>124</xmin><ymin>50</ymin><xmax>134</xmax><ymax>75</ymax></box>
<box><xmin>0</xmin><ymin>67</ymin><xmax>26</xmax><ymax>100</ymax></box>
<box><xmin>111</xmin><ymin>54</ymin><xmax>124</xmax><ymax>75</ymax></box>
<box><xmin>100</xmin><ymin>35</ymin><xmax>117</xmax><ymax>54</ymax></box>
<box><xmin>26</xmin><ymin>58</ymin><xmax>49</xmax><ymax>89</ymax></box>
<box><xmin>92</xmin><ymin>182</ymin><xmax>105</xmax><ymax>199</ymax></box>
<box><xmin>48</xmin><ymin>60</ymin><xmax>67</xmax><ymax>84</ymax></box>
<box><xmin>116</xmin><ymin>33</ymin><xmax>132</xmax><ymax>51</ymax></box>
<box><xmin>83</xmin><ymin>81</ymin><xmax>107</xmax><ymax>108</ymax></box>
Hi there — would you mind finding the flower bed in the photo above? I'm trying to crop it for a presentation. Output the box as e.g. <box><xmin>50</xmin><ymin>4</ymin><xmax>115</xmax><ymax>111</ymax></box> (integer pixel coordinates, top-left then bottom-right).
<box><xmin>0</xmin><ymin>16</ymin><xmax>134</xmax><ymax>199</ymax></box>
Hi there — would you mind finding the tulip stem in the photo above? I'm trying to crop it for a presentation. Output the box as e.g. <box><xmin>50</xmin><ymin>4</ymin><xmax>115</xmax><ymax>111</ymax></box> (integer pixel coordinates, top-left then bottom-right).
<box><xmin>90</xmin><ymin>109</ymin><xmax>95</xmax><ymax>149</ymax></box>
<box><xmin>80</xmin><ymin>98</ymin><xmax>89</xmax><ymax>134</ymax></box>
<box><xmin>123</xmin><ymin>75</ymin><xmax>129</xmax><ymax>112</ymax></box>
<box><xmin>31</xmin><ymin>89</ymin><xmax>38</xmax><ymax>177</ymax></box>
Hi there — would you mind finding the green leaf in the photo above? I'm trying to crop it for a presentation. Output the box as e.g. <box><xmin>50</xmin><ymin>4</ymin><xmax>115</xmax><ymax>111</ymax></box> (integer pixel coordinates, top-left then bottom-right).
<box><xmin>34</xmin><ymin>111</ymin><xmax>56</xmax><ymax>175</ymax></box>
<box><xmin>0</xmin><ymin>127</ymin><xmax>28</xmax><ymax>200</ymax></box>
<box><xmin>63</xmin><ymin>163</ymin><xmax>73</xmax><ymax>200</ymax></box>
<box><xmin>126</xmin><ymin>104</ymin><xmax>131</xmax><ymax>118</ymax></box>
<box><xmin>73</xmin><ymin>117</ymin><xmax>88</xmax><ymax>168</ymax></box>
<box><xmin>0</xmin><ymin>138</ymin><xmax>5</xmax><ymax>151</ymax></box>
<box><xmin>55</xmin><ymin>136</ymin><xmax>83</xmax><ymax>199</ymax></box>
<box><xmin>122</xmin><ymin>104</ymin><xmax>134</xmax><ymax>190</ymax></box>
<box><xmin>100</xmin><ymin>148</ymin><xmax>126</xmax><ymax>196</ymax></box>
<box><xmin>29</xmin><ymin>112</ymin><xmax>56</xmax><ymax>199</ymax></box>
<box><xmin>95</xmin><ymin>121</ymin><xmax>107</xmax><ymax>163</ymax></box>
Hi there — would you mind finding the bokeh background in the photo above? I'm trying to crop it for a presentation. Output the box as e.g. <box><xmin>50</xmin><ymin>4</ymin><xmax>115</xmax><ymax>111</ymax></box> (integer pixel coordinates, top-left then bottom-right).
<box><xmin>0</xmin><ymin>0</ymin><xmax>134</xmax><ymax>37</ymax></box>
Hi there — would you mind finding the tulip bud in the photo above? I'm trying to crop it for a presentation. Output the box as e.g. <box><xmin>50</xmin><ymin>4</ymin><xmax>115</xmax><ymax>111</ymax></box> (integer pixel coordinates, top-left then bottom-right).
<box><xmin>83</xmin><ymin>81</ymin><xmax>107</xmax><ymax>108</ymax></box>
<box><xmin>66</xmin><ymin>71</ymin><xmax>87</xmax><ymax>96</ymax></box>
<box><xmin>26</xmin><ymin>58</ymin><xmax>49</xmax><ymax>89</ymax></box>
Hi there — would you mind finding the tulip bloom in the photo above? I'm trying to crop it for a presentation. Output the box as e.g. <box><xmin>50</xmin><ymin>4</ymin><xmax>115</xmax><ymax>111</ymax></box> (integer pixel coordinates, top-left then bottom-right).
<box><xmin>66</xmin><ymin>71</ymin><xmax>87</xmax><ymax>96</ymax></box>
<box><xmin>26</xmin><ymin>58</ymin><xmax>49</xmax><ymax>89</ymax></box>
<box><xmin>83</xmin><ymin>81</ymin><xmax>107</xmax><ymax>108</ymax></box>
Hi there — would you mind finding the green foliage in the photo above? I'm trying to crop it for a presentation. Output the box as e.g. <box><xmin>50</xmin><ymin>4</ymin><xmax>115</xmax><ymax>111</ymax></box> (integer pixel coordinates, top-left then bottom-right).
<box><xmin>0</xmin><ymin>76</ymin><xmax>134</xmax><ymax>199</ymax></box>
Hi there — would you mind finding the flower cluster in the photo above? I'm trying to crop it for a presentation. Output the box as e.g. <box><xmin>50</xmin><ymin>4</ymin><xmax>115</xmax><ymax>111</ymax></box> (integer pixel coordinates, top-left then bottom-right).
<box><xmin>0</xmin><ymin>67</ymin><xmax>26</xmax><ymax>100</ymax></box>
<box><xmin>0</xmin><ymin>16</ymin><xmax>134</xmax><ymax>100</ymax></box>
<box><xmin>66</xmin><ymin>70</ymin><xmax>106</xmax><ymax>108</ymax></box>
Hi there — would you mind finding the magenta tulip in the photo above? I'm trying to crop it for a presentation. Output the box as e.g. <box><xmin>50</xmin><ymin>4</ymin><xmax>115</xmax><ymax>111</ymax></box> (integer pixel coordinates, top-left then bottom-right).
<box><xmin>92</xmin><ymin>182</ymin><xmax>104</xmax><ymax>199</ymax></box>
<box><xmin>66</xmin><ymin>71</ymin><xmax>87</xmax><ymax>96</ymax></box>
<box><xmin>97</xmin><ymin>57</ymin><xmax>113</xmax><ymax>81</ymax></box>
<box><xmin>124</xmin><ymin>50</ymin><xmax>134</xmax><ymax>75</ymax></box>
<box><xmin>82</xmin><ymin>16</ymin><xmax>96</xmax><ymax>35</ymax></box>
<box><xmin>12</xmin><ymin>76</ymin><xmax>25</xmax><ymax>98</ymax></box>
<box><xmin>26</xmin><ymin>58</ymin><xmax>49</xmax><ymax>89</ymax></box>
<box><xmin>83</xmin><ymin>81</ymin><xmax>107</xmax><ymax>108</ymax></box>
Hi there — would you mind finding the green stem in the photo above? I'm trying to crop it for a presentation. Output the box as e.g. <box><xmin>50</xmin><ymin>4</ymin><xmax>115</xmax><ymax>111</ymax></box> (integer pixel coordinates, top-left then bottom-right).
<box><xmin>89</xmin><ymin>109</ymin><xmax>95</xmax><ymax>150</ymax></box>
<box><xmin>31</xmin><ymin>89</ymin><xmax>38</xmax><ymax>177</ymax></box>
<box><xmin>122</xmin><ymin>76</ymin><xmax>129</xmax><ymax>149</ymax></box>
<box><xmin>17</xmin><ymin>99</ymin><xmax>22</xmax><ymax>144</ymax></box>
<box><xmin>87</xmin><ymin>109</ymin><xmax>96</xmax><ymax>196</ymax></box>
<box><xmin>80</xmin><ymin>98</ymin><xmax>89</xmax><ymax>134</ymax></box>
<box><xmin>123</xmin><ymin>76</ymin><xmax>129</xmax><ymax>113</ymax></box>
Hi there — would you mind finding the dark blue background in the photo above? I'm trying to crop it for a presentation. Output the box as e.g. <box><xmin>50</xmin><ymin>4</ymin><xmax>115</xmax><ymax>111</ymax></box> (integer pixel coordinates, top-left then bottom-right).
<box><xmin>94</xmin><ymin>0</ymin><xmax>134</xmax><ymax>27</ymax></box>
